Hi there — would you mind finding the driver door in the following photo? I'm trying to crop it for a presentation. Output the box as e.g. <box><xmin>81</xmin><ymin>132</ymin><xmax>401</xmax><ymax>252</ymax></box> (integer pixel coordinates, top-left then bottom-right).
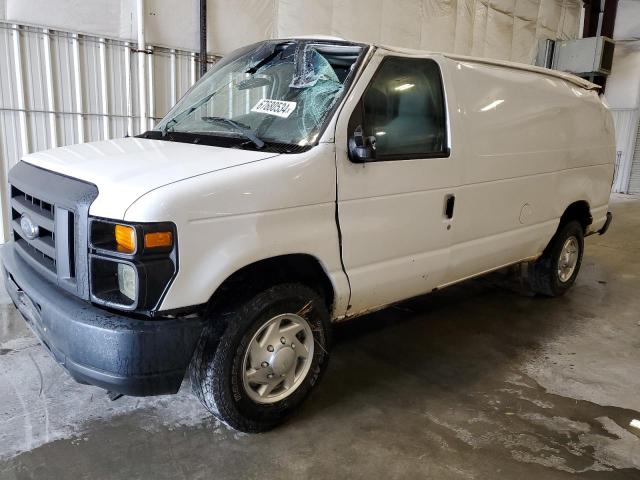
<box><xmin>334</xmin><ymin>51</ymin><xmax>460</xmax><ymax>316</ymax></box>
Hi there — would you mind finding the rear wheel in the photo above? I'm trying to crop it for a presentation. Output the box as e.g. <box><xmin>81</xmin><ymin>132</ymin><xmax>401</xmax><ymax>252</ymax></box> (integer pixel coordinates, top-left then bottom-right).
<box><xmin>529</xmin><ymin>220</ymin><xmax>584</xmax><ymax>296</ymax></box>
<box><xmin>189</xmin><ymin>283</ymin><xmax>330</xmax><ymax>432</ymax></box>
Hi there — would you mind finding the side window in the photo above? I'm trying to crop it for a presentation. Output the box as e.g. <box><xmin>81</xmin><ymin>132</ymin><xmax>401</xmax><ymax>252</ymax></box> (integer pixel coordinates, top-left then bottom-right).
<box><xmin>353</xmin><ymin>57</ymin><xmax>448</xmax><ymax>159</ymax></box>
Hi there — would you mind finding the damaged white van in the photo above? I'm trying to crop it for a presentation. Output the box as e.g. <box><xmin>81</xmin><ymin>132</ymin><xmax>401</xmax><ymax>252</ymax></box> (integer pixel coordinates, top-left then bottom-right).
<box><xmin>1</xmin><ymin>38</ymin><xmax>614</xmax><ymax>432</ymax></box>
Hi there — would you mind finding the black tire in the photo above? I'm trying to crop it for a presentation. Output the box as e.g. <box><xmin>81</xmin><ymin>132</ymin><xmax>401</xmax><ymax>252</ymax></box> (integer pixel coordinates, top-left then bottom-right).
<box><xmin>529</xmin><ymin>220</ymin><xmax>584</xmax><ymax>297</ymax></box>
<box><xmin>189</xmin><ymin>283</ymin><xmax>331</xmax><ymax>432</ymax></box>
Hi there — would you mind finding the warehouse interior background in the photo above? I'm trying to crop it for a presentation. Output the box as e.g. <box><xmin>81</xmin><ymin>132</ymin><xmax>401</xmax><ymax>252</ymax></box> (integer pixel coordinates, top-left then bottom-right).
<box><xmin>2</xmin><ymin>1</ymin><xmax>640</xmax><ymax>477</ymax></box>
<box><xmin>0</xmin><ymin>0</ymin><xmax>639</xmax><ymax>245</ymax></box>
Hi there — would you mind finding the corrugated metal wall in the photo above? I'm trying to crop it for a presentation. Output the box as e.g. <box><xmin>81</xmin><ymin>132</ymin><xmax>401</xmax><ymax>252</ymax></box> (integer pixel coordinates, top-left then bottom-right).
<box><xmin>611</xmin><ymin>108</ymin><xmax>640</xmax><ymax>193</ymax></box>
<box><xmin>0</xmin><ymin>22</ymin><xmax>213</xmax><ymax>243</ymax></box>
<box><xmin>629</xmin><ymin>121</ymin><xmax>640</xmax><ymax>194</ymax></box>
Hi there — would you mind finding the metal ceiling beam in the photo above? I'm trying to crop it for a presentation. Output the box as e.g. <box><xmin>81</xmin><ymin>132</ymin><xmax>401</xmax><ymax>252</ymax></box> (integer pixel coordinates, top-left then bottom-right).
<box><xmin>199</xmin><ymin>0</ymin><xmax>207</xmax><ymax>78</ymax></box>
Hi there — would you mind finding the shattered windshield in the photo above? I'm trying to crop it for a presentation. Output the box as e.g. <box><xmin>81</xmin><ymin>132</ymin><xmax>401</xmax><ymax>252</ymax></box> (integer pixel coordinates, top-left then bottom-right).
<box><xmin>155</xmin><ymin>40</ymin><xmax>366</xmax><ymax>149</ymax></box>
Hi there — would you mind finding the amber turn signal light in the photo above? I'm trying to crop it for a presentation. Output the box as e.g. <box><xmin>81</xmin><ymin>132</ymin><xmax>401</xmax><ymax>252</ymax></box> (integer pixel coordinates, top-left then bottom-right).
<box><xmin>144</xmin><ymin>231</ymin><xmax>173</xmax><ymax>249</ymax></box>
<box><xmin>115</xmin><ymin>224</ymin><xmax>136</xmax><ymax>253</ymax></box>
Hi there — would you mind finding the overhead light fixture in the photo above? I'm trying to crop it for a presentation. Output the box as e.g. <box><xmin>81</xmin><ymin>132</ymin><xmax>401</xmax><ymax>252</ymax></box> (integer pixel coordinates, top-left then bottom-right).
<box><xmin>394</xmin><ymin>83</ymin><xmax>414</xmax><ymax>91</ymax></box>
<box><xmin>480</xmin><ymin>99</ymin><xmax>505</xmax><ymax>112</ymax></box>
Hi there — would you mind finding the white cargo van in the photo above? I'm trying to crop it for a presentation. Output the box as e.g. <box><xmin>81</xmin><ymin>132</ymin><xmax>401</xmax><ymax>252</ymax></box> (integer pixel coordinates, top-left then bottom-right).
<box><xmin>1</xmin><ymin>38</ymin><xmax>614</xmax><ymax>432</ymax></box>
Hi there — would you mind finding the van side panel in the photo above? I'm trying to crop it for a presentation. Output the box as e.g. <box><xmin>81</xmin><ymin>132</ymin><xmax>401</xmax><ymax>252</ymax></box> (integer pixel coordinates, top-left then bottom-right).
<box><xmin>444</xmin><ymin>58</ymin><xmax>615</xmax><ymax>283</ymax></box>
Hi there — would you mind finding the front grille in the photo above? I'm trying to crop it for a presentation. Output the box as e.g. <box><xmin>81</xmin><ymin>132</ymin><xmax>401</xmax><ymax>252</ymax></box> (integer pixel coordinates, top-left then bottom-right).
<box><xmin>10</xmin><ymin>186</ymin><xmax>76</xmax><ymax>282</ymax></box>
<box><xmin>8</xmin><ymin>162</ymin><xmax>98</xmax><ymax>300</ymax></box>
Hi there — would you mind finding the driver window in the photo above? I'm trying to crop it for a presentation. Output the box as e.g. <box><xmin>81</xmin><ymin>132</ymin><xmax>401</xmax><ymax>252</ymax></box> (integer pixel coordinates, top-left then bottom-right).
<box><xmin>359</xmin><ymin>57</ymin><xmax>448</xmax><ymax>159</ymax></box>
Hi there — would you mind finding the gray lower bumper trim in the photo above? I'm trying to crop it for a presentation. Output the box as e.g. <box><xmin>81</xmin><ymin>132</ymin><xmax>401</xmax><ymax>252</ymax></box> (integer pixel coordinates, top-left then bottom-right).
<box><xmin>1</xmin><ymin>242</ymin><xmax>205</xmax><ymax>396</ymax></box>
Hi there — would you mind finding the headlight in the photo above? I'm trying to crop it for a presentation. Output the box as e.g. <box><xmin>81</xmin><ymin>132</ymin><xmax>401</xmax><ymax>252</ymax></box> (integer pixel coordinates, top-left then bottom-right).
<box><xmin>117</xmin><ymin>263</ymin><xmax>137</xmax><ymax>301</ymax></box>
<box><xmin>89</xmin><ymin>219</ymin><xmax>177</xmax><ymax>313</ymax></box>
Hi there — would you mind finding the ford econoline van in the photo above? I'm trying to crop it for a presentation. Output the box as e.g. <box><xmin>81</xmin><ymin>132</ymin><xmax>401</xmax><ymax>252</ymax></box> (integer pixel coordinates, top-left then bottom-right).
<box><xmin>1</xmin><ymin>38</ymin><xmax>614</xmax><ymax>432</ymax></box>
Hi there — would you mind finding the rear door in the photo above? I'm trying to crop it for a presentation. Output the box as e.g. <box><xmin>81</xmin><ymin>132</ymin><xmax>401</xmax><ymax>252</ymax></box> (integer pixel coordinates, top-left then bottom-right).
<box><xmin>334</xmin><ymin>51</ymin><xmax>461</xmax><ymax>316</ymax></box>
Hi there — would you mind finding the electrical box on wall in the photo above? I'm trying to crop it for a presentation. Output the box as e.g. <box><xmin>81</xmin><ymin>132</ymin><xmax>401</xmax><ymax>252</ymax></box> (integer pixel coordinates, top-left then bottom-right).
<box><xmin>552</xmin><ymin>36</ymin><xmax>615</xmax><ymax>76</ymax></box>
<box><xmin>535</xmin><ymin>36</ymin><xmax>615</xmax><ymax>77</ymax></box>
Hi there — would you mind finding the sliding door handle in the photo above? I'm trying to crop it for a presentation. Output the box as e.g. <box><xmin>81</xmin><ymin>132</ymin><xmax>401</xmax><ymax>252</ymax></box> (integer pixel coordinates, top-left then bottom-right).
<box><xmin>444</xmin><ymin>194</ymin><xmax>455</xmax><ymax>219</ymax></box>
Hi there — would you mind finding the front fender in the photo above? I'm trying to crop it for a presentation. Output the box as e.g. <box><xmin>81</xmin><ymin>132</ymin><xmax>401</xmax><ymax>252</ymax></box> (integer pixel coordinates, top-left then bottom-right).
<box><xmin>124</xmin><ymin>144</ymin><xmax>350</xmax><ymax>318</ymax></box>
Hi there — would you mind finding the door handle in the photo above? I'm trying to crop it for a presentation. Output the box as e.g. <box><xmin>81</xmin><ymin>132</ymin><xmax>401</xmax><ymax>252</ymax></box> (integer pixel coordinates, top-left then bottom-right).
<box><xmin>444</xmin><ymin>194</ymin><xmax>455</xmax><ymax>219</ymax></box>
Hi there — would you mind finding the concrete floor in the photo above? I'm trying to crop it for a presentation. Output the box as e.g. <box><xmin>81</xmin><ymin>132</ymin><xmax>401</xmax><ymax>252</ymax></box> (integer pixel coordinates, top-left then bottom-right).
<box><xmin>1</xmin><ymin>194</ymin><xmax>640</xmax><ymax>479</ymax></box>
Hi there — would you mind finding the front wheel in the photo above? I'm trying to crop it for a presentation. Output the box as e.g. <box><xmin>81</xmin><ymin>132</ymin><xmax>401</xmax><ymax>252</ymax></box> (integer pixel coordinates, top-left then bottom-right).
<box><xmin>529</xmin><ymin>220</ymin><xmax>584</xmax><ymax>296</ymax></box>
<box><xmin>189</xmin><ymin>283</ymin><xmax>331</xmax><ymax>432</ymax></box>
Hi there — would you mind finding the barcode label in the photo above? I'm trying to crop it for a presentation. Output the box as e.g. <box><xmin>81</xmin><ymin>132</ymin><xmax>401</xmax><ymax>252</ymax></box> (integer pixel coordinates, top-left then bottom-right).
<box><xmin>251</xmin><ymin>99</ymin><xmax>297</xmax><ymax>118</ymax></box>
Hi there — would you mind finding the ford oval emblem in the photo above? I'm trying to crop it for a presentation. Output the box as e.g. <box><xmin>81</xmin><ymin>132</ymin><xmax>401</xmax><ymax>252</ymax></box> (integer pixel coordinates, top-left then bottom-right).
<box><xmin>20</xmin><ymin>214</ymin><xmax>40</xmax><ymax>240</ymax></box>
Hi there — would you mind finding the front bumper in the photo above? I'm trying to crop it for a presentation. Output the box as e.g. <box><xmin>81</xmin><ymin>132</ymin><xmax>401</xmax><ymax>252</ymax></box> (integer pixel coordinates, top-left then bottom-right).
<box><xmin>1</xmin><ymin>242</ymin><xmax>205</xmax><ymax>396</ymax></box>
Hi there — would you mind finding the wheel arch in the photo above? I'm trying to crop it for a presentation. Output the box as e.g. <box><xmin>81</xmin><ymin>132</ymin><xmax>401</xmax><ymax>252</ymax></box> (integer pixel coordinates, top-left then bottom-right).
<box><xmin>559</xmin><ymin>200</ymin><xmax>592</xmax><ymax>233</ymax></box>
<box><xmin>207</xmin><ymin>253</ymin><xmax>336</xmax><ymax>315</ymax></box>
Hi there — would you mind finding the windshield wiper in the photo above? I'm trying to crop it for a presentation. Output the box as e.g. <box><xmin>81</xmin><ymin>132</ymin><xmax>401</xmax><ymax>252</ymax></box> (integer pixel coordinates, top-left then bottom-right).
<box><xmin>161</xmin><ymin>91</ymin><xmax>217</xmax><ymax>136</ymax></box>
<box><xmin>201</xmin><ymin>116</ymin><xmax>265</xmax><ymax>149</ymax></box>
<box><xmin>246</xmin><ymin>48</ymin><xmax>280</xmax><ymax>75</ymax></box>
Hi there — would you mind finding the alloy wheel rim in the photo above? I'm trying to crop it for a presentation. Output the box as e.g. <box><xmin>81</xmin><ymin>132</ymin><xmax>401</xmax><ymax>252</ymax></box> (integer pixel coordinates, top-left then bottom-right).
<box><xmin>557</xmin><ymin>236</ymin><xmax>579</xmax><ymax>283</ymax></box>
<box><xmin>242</xmin><ymin>313</ymin><xmax>314</xmax><ymax>404</ymax></box>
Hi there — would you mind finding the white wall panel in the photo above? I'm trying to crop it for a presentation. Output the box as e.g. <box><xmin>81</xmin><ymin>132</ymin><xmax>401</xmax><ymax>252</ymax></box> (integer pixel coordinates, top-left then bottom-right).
<box><xmin>605</xmin><ymin>41</ymin><xmax>640</xmax><ymax>111</ymax></box>
<box><xmin>420</xmin><ymin>0</ymin><xmax>457</xmax><ymax>53</ymax></box>
<box><xmin>208</xmin><ymin>0</ymin><xmax>276</xmax><ymax>55</ymax></box>
<box><xmin>145</xmin><ymin>0</ymin><xmax>199</xmax><ymax>51</ymax></box>
<box><xmin>274</xmin><ymin>0</ymin><xmax>333</xmax><ymax>39</ymax></box>
<box><xmin>602</xmin><ymin>0</ymin><xmax>640</xmax><ymax>193</ymax></box>
<box><xmin>629</xmin><ymin>120</ymin><xmax>640</xmax><ymax>194</ymax></box>
<box><xmin>273</xmin><ymin>0</ymin><xmax>581</xmax><ymax>64</ymax></box>
<box><xmin>6</xmin><ymin>0</ymin><xmax>133</xmax><ymax>41</ymax></box>
<box><xmin>4</xmin><ymin>0</ymin><xmax>203</xmax><ymax>54</ymax></box>
<box><xmin>0</xmin><ymin>22</ymin><xmax>214</xmax><ymax>243</ymax></box>
<box><xmin>613</xmin><ymin>0</ymin><xmax>640</xmax><ymax>41</ymax></box>
<box><xmin>610</xmin><ymin>109</ymin><xmax>640</xmax><ymax>194</ymax></box>
<box><xmin>3</xmin><ymin>0</ymin><xmax>581</xmax><ymax>60</ymax></box>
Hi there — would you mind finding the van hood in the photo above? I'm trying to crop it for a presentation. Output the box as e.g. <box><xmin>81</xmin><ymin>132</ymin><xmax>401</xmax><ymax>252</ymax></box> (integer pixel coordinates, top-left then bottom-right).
<box><xmin>21</xmin><ymin>137</ymin><xmax>280</xmax><ymax>219</ymax></box>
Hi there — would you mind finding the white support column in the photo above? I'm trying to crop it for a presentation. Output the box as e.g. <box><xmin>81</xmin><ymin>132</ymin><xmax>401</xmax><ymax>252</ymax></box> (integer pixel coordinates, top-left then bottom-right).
<box><xmin>11</xmin><ymin>24</ymin><xmax>29</xmax><ymax>156</ymax></box>
<box><xmin>99</xmin><ymin>38</ymin><xmax>110</xmax><ymax>139</ymax></box>
<box><xmin>42</xmin><ymin>28</ymin><xmax>58</xmax><ymax>148</ymax></box>
<box><xmin>612</xmin><ymin>110</ymin><xmax>640</xmax><ymax>193</ymax></box>
<box><xmin>0</xmin><ymin>116</ymin><xmax>9</xmax><ymax>243</ymax></box>
<box><xmin>245</xmin><ymin>87</ymin><xmax>250</xmax><ymax>114</ymax></box>
<box><xmin>147</xmin><ymin>45</ymin><xmax>155</xmax><ymax>130</ymax></box>
<box><xmin>124</xmin><ymin>42</ymin><xmax>133</xmax><ymax>136</ymax></box>
<box><xmin>71</xmin><ymin>33</ymin><xmax>85</xmax><ymax>143</ymax></box>
<box><xmin>227</xmin><ymin>72</ymin><xmax>233</xmax><ymax>118</ymax></box>
<box><xmin>170</xmin><ymin>49</ymin><xmax>177</xmax><ymax>107</ymax></box>
<box><xmin>136</xmin><ymin>0</ymin><xmax>147</xmax><ymax>133</ymax></box>
<box><xmin>190</xmin><ymin>52</ymin><xmax>197</xmax><ymax>87</ymax></box>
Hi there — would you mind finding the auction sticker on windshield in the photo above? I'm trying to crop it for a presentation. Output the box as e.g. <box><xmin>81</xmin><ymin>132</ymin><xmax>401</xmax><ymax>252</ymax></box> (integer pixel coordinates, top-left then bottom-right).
<box><xmin>251</xmin><ymin>99</ymin><xmax>297</xmax><ymax>118</ymax></box>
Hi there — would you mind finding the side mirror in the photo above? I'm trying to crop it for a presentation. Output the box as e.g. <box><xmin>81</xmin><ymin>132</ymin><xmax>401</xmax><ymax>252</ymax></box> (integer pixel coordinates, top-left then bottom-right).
<box><xmin>348</xmin><ymin>125</ymin><xmax>376</xmax><ymax>163</ymax></box>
